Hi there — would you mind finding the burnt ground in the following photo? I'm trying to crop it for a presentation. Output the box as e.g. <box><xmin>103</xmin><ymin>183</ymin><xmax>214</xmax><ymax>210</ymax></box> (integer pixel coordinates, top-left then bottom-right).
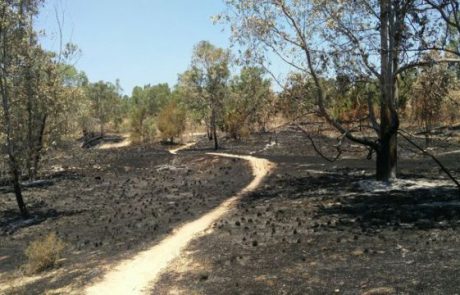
<box><xmin>152</xmin><ymin>129</ymin><xmax>460</xmax><ymax>295</ymax></box>
<box><xmin>1</xmin><ymin>127</ymin><xmax>460</xmax><ymax>294</ymax></box>
<box><xmin>0</xmin><ymin>142</ymin><xmax>252</xmax><ymax>294</ymax></box>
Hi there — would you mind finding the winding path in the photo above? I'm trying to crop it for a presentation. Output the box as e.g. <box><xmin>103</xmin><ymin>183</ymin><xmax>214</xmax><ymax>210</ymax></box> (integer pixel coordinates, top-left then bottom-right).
<box><xmin>84</xmin><ymin>143</ymin><xmax>275</xmax><ymax>295</ymax></box>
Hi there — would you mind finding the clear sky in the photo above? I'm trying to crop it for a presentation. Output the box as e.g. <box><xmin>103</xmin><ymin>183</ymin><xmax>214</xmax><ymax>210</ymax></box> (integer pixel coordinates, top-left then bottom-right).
<box><xmin>36</xmin><ymin>0</ymin><xmax>231</xmax><ymax>95</ymax></box>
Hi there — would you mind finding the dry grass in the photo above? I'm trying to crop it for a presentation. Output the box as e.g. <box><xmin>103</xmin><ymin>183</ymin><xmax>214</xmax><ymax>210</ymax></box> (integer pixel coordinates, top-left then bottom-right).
<box><xmin>24</xmin><ymin>233</ymin><xmax>65</xmax><ymax>274</ymax></box>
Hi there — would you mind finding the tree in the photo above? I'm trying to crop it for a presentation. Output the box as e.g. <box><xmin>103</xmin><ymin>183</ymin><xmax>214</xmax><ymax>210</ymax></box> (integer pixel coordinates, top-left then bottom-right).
<box><xmin>85</xmin><ymin>81</ymin><xmax>122</xmax><ymax>136</ymax></box>
<box><xmin>0</xmin><ymin>0</ymin><xmax>43</xmax><ymax>218</ymax></box>
<box><xmin>180</xmin><ymin>41</ymin><xmax>230</xmax><ymax>150</ymax></box>
<box><xmin>225</xmin><ymin>66</ymin><xmax>274</xmax><ymax>138</ymax></box>
<box><xmin>410</xmin><ymin>55</ymin><xmax>454</xmax><ymax>145</ymax></box>
<box><xmin>56</xmin><ymin>64</ymin><xmax>89</xmax><ymax>139</ymax></box>
<box><xmin>128</xmin><ymin>83</ymin><xmax>171</xmax><ymax>143</ymax></box>
<box><xmin>220</xmin><ymin>0</ymin><xmax>460</xmax><ymax>181</ymax></box>
<box><xmin>157</xmin><ymin>101</ymin><xmax>186</xmax><ymax>143</ymax></box>
<box><xmin>425</xmin><ymin>0</ymin><xmax>460</xmax><ymax>56</ymax></box>
<box><xmin>278</xmin><ymin>73</ymin><xmax>316</xmax><ymax>121</ymax></box>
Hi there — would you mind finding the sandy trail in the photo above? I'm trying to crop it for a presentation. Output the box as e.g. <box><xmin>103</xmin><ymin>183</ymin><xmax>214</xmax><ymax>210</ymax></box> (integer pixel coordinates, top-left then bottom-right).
<box><xmin>169</xmin><ymin>142</ymin><xmax>197</xmax><ymax>155</ymax></box>
<box><xmin>84</xmin><ymin>146</ymin><xmax>275</xmax><ymax>295</ymax></box>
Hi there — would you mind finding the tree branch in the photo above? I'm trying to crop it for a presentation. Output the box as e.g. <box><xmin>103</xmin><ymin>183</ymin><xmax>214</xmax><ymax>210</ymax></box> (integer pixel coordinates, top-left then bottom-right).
<box><xmin>296</xmin><ymin>124</ymin><xmax>343</xmax><ymax>162</ymax></box>
<box><xmin>397</xmin><ymin>58</ymin><xmax>460</xmax><ymax>75</ymax></box>
<box><xmin>399</xmin><ymin>130</ymin><xmax>460</xmax><ymax>190</ymax></box>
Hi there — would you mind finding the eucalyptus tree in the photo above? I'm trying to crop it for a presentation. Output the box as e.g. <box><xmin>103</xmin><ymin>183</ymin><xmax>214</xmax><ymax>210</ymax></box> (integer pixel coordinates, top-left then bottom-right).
<box><xmin>425</xmin><ymin>0</ymin><xmax>460</xmax><ymax>55</ymax></box>
<box><xmin>279</xmin><ymin>73</ymin><xmax>323</xmax><ymax>121</ymax></box>
<box><xmin>180</xmin><ymin>41</ymin><xmax>230</xmax><ymax>150</ymax></box>
<box><xmin>225</xmin><ymin>66</ymin><xmax>274</xmax><ymax>138</ymax></box>
<box><xmin>129</xmin><ymin>83</ymin><xmax>171</xmax><ymax>143</ymax></box>
<box><xmin>85</xmin><ymin>81</ymin><xmax>122</xmax><ymax>136</ymax></box>
<box><xmin>220</xmin><ymin>0</ymin><xmax>460</xmax><ymax>181</ymax></box>
<box><xmin>0</xmin><ymin>0</ymin><xmax>44</xmax><ymax>218</ymax></box>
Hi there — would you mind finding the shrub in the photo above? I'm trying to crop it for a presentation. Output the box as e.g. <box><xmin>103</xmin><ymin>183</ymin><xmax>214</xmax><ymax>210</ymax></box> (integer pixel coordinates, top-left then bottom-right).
<box><xmin>157</xmin><ymin>102</ymin><xmax>186</xmax><ymax>143</ymax></box>
<box><xmin>24</xmin><ymin>233</ymin><xmax>65</xmax><ymax>274</ymax></box>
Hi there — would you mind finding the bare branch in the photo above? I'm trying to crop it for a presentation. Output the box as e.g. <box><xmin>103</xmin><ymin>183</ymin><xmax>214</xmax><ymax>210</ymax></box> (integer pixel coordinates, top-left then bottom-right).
<box><xmin>296</xmin><ymin>124</ymin><xmax>343</xmax><ymax>162</ymax></box>
<box><xmin>397</xmin><ymin>58</ymin><xmax>460</xmax><ymax>75</ymax></box>
<box><xmin>399</xmin><ymin>130</ymin><xmax>460</xmax><ymax>190</ymax></box>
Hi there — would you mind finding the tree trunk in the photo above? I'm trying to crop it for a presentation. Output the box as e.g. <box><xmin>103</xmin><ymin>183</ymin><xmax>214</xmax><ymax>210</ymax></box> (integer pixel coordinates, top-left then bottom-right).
<box><xmin>12</xmin><ymin>167</ymin><xmax>29</xmax><ymax>219</ymax></box>
<box><xmin>376</xmin><ymin>0</ymin><xmax>399</xmax><ymax>182</ymax></box>
<box><xmin>376</xmin><ymin>130</ymin><xmax>397</xmax><ymax>181</ymax></box>
<box><xmin>211</xmin><ymin>108</ymin><xmax>218</xmax><ymax>150</ymax></box>
<box><xmin>213</xmin><ymin>126</ymin><xmax>218</xmax><ymax>150</ymax></box>
<box><xmin>31</xmin><ymin>114</ymin><xmax>47</xmax><ymax>180</ymax></box>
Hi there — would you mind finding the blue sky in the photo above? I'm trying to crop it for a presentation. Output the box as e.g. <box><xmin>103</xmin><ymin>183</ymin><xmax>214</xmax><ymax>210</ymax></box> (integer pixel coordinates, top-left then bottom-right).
<box><xmin>36</xmin><ymin>0</ymin><xmax>231</xmax><ymax>94</ymax></box>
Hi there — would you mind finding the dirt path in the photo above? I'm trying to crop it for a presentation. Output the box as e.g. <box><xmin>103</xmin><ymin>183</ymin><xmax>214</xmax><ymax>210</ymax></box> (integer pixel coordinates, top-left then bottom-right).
<box><xmin>84</xmin><ymin>146</ymin><xmax>275</xmax><ymax>295</ymax></box>
<box><xmin>169</xmin><ymin>142</ymin><xmax>197</xmax><ymax>155</ymax></box>
<box><xmin>97</xmin><ymin>134</ymin><xmax>132</xmax><ymax>150</ymax></box>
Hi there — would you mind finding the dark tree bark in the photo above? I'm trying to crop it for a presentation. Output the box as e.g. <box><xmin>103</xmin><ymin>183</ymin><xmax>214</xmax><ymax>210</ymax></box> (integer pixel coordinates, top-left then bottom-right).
<box><xmin>12</xmin><ymin>166</ymin><xmax>29</xmax><ymax>219</ymax></box>
<box><xmin>31</xmin><ymin>114</ymin><xmax>47</xmax><ymax>180</ymax></box>
<box><xmin>211</xmin><ymin>107</ymin><xmax>219</xmax><ymax>150</ymax></box>
<box><xmin>375</xmin><ymin>0</ymin><xmax>400</xmax><ymax>181</ymax></box>
<box><xmin>376</xmin><ymin>131</ymin><xmax>398</xmax><ymax>181</ymax></box>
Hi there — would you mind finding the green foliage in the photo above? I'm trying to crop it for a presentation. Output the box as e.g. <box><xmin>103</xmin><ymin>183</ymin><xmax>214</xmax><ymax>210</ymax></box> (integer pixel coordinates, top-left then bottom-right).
<box><xmin>0</xmin><ymin>0</ymin><xmax>89</xmax><ymax>188</ymax></box>
<box><xmin>224</xmin><ymin>66</ymin><xmax>274</xmax><ymax>138</ymax></box>
<box><xmin>279</xmin><ymin>73</ymin><xmax>316</xmax><ymax>121</ymax></box>
<box><xmin>328</xmin><ymin>76</ymin><xmax>377</xmax><ymax>123</ymax></box>
<box><xmin>178</xmin><ymin>41</ymin><xmax>231</xmax><ymax>149</ymax></box>
<box><xmin>177</xmin><ymin>69</ymin><xmax>210</xmax><ymax>124</ymax></box>
<box><xmin>128</xmin><ymin>83</ymin><xmax>172</xmax><ymax>143</ymax></box>
<box><xmin>157</xmin><ymin>101</ymin><xmax>187</xmax><ymax>143</ymax></box>
<box><xmin>85</xmin><ymin>81</ymin><xmax>123</xmax><ymax>135</ymax></box>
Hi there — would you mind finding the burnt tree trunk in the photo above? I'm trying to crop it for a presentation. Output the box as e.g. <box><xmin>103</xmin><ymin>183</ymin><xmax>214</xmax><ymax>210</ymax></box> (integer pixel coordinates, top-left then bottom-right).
<box><xmin>211</xmin><ymin>107</ymin><xmax>219</xmax><ymax>150</ymax></box>
<box><xmin>376</xmin><ymin>0</ymin><xmax>400</xmax><ymax>181</ymax></box>
<box><xmin>12</xmin><ymin>164</ymin><xmax>29</xmax><ymax>219</ymax></box>
<box><xmin>376</xmin><ymin>127</ymin><xmax>398</xmax><ymax>181</ymax></box>
<box><xmin>31</xmin><ymin>114</ymin><xmax>47</xmax><ymax>180</ymax></box>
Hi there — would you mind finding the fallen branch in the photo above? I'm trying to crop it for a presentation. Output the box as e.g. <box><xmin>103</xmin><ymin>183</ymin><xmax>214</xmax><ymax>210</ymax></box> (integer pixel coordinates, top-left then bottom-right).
<box><xmin>398</xmin><ymin>130</ymin><xmax>460</xmax><ymax>190</ymax></box>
